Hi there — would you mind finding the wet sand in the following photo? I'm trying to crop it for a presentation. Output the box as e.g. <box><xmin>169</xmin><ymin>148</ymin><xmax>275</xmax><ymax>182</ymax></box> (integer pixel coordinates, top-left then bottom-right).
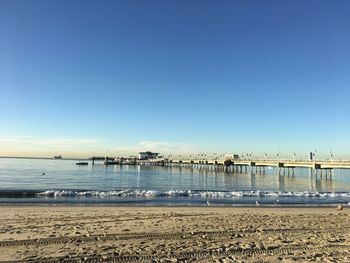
<box><xmin>0</xmin><ymin>206</ymin><xmax>349</xmax><ymax>262</ymax></box>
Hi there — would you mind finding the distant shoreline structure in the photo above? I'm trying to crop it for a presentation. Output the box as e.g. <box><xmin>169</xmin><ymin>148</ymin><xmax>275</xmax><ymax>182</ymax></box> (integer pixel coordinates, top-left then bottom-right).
<box><xmin>0</xmin><ymin>156</ymin><xmax>88</xmax><ymax>161</ymax></box>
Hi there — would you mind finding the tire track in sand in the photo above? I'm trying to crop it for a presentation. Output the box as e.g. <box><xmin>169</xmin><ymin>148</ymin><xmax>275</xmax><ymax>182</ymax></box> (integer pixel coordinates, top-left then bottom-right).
<box><xmin>0</xmin><ymin>226</ymin><xmax>348</xmax><ymax>248</ymax></box>
<box><xmin>2</xmin><ymin>244</ymin><xmax>350</xmax><ymax>263</ymax></box>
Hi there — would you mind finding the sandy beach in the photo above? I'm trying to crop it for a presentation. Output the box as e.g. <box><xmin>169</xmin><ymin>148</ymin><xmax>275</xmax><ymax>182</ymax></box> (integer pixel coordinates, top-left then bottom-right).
<box><xmin>0</xmin><ymin>206</ymin><xmax>349</xmax><ymax>262</ymax></box>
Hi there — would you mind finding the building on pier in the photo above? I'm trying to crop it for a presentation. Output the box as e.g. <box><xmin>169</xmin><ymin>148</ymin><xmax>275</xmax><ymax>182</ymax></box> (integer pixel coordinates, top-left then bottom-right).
<box><xmin>138</xmin><ymin>151</ymin><xmax>159</xmax><ymax>160</ymax></box>
<box><xmin>224</xmin><ymin>154</ymin><xmax>240</xmax><ymax>160</ymax></box>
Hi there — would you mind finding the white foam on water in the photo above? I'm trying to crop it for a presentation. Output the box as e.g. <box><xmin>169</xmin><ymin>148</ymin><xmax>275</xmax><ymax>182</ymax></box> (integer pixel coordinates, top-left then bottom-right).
<box><xmin>35</xmin><ymin>189</ymin><xmax>350</xmax><ymax>200</ymax></box>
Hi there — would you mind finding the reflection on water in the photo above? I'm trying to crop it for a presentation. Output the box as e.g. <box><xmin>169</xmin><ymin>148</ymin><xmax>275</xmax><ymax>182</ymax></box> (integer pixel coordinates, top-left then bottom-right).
<box><xmin>0</xmin><ymin>158</ymin><xmax>349</xmax><ymax>193</ymax></box>
<box><xmin>138</xmin><ymin>165</ymin><xmax>340</xmax><ymax>193</ymax></box>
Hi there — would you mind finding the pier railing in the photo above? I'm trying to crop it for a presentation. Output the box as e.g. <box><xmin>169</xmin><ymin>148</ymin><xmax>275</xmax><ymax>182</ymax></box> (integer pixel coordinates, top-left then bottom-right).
<box><xmin>165</xmin><ymin>158</ymin><xmax>350</xmax><ymax>169</ymax></box>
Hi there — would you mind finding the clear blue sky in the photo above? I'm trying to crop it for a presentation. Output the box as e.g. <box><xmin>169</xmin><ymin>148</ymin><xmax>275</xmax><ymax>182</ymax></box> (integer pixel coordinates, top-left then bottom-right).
<box><xmin>1</xmin><ymin>0</ymin><xmax>349</xmax><ymax>158</ymax></box>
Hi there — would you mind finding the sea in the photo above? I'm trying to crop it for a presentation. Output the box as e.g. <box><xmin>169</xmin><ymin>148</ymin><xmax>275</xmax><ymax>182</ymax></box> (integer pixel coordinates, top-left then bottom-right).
<box><xmin>1</xmin><ymin>158</ymin><xmax>350</xmax><ymax>206</ymax></box>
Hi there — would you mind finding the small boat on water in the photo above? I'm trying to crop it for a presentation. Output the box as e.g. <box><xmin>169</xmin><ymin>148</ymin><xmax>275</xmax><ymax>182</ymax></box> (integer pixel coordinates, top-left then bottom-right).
<box><xmin>75</xmin><ymin>162</ymin><xmax>88</xmax><ymax>166</ymax></box>
<box><xmin>53</xmin><ymin>155</ymin><xmax>62</xmax><ymax>159</ymax></box>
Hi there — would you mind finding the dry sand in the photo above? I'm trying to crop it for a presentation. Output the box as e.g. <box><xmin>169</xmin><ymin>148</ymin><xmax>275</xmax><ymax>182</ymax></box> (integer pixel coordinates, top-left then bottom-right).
<box><xmin>0</xmin><ymin>206</ymin><xmax>349</xmax><ymax>262</ymax></box>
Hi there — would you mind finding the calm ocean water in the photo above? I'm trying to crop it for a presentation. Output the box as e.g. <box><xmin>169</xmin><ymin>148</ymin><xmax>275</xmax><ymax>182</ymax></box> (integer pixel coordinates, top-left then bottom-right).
<box><xmin>1</xmin><ymin>158</ymin><xmax>350</xmax><ymax>206</ymax></box>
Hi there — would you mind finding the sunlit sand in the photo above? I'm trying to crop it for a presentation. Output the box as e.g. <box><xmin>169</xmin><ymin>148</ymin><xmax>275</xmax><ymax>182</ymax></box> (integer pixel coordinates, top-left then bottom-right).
<box><xmin>0</xmin><ymin>206</ymin><xmax>349</xmax><ymax>262</ymax></box>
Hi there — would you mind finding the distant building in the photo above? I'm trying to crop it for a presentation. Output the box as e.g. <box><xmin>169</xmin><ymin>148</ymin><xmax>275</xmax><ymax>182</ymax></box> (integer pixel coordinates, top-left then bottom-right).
<box><xmin>138</xmin><ymin>151</ymin><xmax>159</xmax><ymax>160</ymax></box>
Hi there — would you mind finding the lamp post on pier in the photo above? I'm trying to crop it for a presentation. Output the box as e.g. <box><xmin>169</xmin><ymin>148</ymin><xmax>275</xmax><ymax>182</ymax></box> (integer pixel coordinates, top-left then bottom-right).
<box><xmin>313</xmin><ymin>149</ymin><xmax>316</xmax><ymax>162</ymax></box>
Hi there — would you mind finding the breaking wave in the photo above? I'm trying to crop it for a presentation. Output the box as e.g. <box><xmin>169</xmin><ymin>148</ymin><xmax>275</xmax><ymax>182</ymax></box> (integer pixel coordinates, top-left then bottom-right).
<box><xmin>1</xmin><ymin>189</ymin><xmax>350</xmax><ymax>205</ymax></box>
<box><xmin>34</xmin><ymin>189</ymin><xmax>350</xmax><ymax>199</ymax></box>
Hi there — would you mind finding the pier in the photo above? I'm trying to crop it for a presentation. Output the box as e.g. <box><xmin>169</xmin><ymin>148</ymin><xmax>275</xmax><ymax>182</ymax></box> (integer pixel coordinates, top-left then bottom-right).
<box><xmin>164</xmin><ymin>159</ymin><xmax>350</xmax><ymax>176</ymax></box>
<box><xmin>90</xmin><ymin>156</ymin><xmax>350</xmax><ymax>176</ymax></box>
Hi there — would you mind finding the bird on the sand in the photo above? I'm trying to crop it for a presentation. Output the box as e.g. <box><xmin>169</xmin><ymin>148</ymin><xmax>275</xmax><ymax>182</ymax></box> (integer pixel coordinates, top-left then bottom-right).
<box><xmin>337</xmin><ymin>204</ymin><xmax>343</xmax><ymax>211</ymax></box>
<box><xmin>256</xmin><ymin>201</ymin><xmax>261</xmax><ymax>207</ymax></box>
<box><xmin>206</xmin><ymin>201</ymin><xmax>211</xmax><ymax>206</ymax></box>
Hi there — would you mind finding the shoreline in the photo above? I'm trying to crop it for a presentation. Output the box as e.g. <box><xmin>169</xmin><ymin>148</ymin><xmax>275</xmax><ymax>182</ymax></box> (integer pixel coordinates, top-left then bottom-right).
<box><xmin>0</xmin><ymin>203</ymin><xmax>344</xmax><ymax>208</ymax></box>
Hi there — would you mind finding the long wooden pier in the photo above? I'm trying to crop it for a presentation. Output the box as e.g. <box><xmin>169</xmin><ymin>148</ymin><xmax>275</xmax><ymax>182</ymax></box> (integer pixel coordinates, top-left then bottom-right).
<box><xmin>164</xmin><ymin>158</ymin><xmax>350</xmax><ymax>176</ymax></box>
<box><xmin>90</xmin><ymin>156</ymin><xmax>350</xmax><ymax>175</ymax></box>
